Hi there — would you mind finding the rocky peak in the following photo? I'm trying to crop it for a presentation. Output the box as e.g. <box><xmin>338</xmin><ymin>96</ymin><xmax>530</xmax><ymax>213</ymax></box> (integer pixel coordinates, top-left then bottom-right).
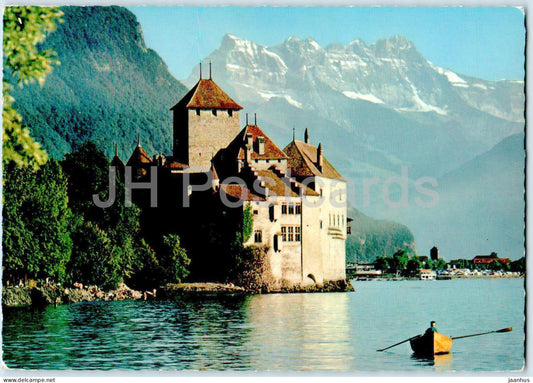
<box><xmin>372</xmin><ymin>35</ymin><xmax>423</xmax><ymax>61</ymax></box>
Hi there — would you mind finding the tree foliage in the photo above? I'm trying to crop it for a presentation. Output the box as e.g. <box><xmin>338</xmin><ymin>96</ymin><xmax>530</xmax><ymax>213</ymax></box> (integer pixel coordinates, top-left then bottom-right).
<box><xmin>61</xmin><ymin>142</ymin><xmax>150</xmax><ymax>289</ymax></box>
<box><xmin>68</xmin><ymin>220</ymin><xmax>122</xmax><ymax>289</ymax></box>
<box><xmin>242</xmin><ymin>203</ymin><xmax>254</xmax><ymax>243</ymax></box>
<box><xmin>3</xmin><ymin>6</ymin><xmax>63</xmax><ymax>168</ymax></box>
<box><xmin>9</xmin><ymin>6</ymin><xmax>188</xmax><ymax>160</ymax></box>
<box><xmin>159</xmin><ymin>234</ymin><xmax>190</xmax><ymax>284</ymax></box>
<box><xmin>3</xmin><ymin>161</ymin><xmax>72</xmax><ymax>283</ymax></box>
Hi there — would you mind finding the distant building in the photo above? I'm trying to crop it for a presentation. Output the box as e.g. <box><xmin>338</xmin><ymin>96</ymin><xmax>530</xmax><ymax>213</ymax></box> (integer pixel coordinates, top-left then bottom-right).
<box><xmin>419</xmin><ymin>269</ymin><xmax>436</xmax><ymax>280</ymax></box>
<box><xmin>430</xmin><ymin>246</ymin><xmax>439</xmax><ymax>261</ymax></box>
<box><xmin>473</xmin><ymin>255</ymin><xmax>510</xmax><ymax>265</ymax></box>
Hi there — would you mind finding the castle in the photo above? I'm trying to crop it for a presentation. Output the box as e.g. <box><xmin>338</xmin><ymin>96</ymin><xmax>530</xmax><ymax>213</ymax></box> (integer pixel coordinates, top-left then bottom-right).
<box><xmin>115</xmin><ymin>70</ymin><xmax>349</xmax><ymax>287</ymax></box>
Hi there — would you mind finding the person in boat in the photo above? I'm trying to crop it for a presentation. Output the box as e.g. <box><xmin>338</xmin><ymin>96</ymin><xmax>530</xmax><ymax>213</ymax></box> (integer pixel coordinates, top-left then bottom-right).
<box><xmin>424</xmin><ymin>321</ymin><xmax>438</xmax><ymax>335</ymax></box>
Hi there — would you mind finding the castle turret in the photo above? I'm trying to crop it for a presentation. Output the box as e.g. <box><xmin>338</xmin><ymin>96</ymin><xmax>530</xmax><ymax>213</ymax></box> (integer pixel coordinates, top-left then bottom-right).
<box><xmin>170</xmin><ymin>69</ymin><xmax>243</xmax><ymax>171</ymax></box>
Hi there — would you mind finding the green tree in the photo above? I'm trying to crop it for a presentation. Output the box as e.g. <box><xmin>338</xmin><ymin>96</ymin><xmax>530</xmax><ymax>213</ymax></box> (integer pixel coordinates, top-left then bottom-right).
<box><xmin>406</xmin><ymin>256</ymin><xmax>423</xmax><ymax>276</ymax></box>
<box><xmin>242</xmin><ymin>204</ymin><xmax>254</xmax><ymax>243</ymax></box>
<box><xmin>2</xmin><ymin>160</ymin><xmax>72</xmax><ymax>284</ymax></box>
<box><xmin>61</xmin><ymin>141</ymin><xmax>148</xmax><ymax>288</ymax></box>
<box><xmin>3</xmin><ymin>6</ymin><xmax>63</xmax><ymax>168</ymax></box>
<box><xmin>127</xmin><ymin>239</ymin><xmax>160</xmax><ymax>290</ymax></box>
<box><xmin>431</xmin><ymin>258</ymin><xmax>448</xmax><ymax>270</ymax></box>
<box><xmin>510</xmin><ymin>257</ymin><xmax>525</xmax><ymax>273</ymax></box>
<box><xmin>68</xmin><ymin>220</ymin><xmax>121</xmax><ymax>289</ymax></box>
<box><xmin>60</xmin><ymin>141</ymin><xmax>110</xmax><ymax>219</ymax></box>
<box><xmin>159</xmin><ymin>234</ymin><xmax>190</xmax><ymax>284</ymax></box>
<box><xmin>373</xmin><ymin>255</ymin><xmax>390</xmax><ymax>272</ymax></box>
<box><xmin>2</xmin><ymin>164</ymin><xmax>39</xmax><ymax>283</ymax></box>
<box><xmin>389</xmin><ymin>249</ymin><xmax>409</xmax><ymax>275</ymax></box>
<box><xmin>30</xmin><ymin>160</ymin><xmax>73</xmax><ymax>281</ymax></box>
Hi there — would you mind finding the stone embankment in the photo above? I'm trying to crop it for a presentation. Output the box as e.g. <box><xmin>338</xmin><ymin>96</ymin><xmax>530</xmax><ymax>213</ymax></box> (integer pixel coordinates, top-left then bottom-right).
<box><xmin>3</xmin><ymin>279</ymin><xmax>354</xmax><ymax>308</ymax></box>
<box><xmin>3</xmin><ymin>282</ymin><xmax>145</xmax><ymax>308</ymax></box>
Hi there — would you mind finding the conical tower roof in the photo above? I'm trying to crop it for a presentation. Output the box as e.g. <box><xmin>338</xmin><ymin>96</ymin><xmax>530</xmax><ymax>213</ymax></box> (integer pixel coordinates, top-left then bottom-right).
<box><xmin>171</xmin><ymin>79</ymin><xmax>243</xmax><ymax>110</ymax></box>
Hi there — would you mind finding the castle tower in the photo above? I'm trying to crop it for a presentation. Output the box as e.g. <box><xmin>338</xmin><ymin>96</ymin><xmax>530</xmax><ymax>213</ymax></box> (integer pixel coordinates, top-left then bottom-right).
<box><xmin>170</xmin><ymin>73</ymin><xmax>243</xmax><ymax>171</ymax></box>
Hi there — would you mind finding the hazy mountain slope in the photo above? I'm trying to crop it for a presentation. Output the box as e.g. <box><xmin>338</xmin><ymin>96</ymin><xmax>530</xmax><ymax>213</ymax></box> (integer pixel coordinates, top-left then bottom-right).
<box><xmin>10</xmin><ymin>6</ymin><xmax>188</xmax><ymax>159</ymax></box>
<box><xmin>400</xmin><ymin>133</ymin><xmax>525</xmax><ymax>259</ymax></box>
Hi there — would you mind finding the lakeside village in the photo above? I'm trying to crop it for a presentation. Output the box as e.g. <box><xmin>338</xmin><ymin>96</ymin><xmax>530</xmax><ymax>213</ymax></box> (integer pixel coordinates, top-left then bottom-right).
<box><xmin>347</xmin><ymin>248</ymin><xmax>524</xmax><ymax>281</ymax></box>
<box><xmin>3</xmin><ymin>68</ymin><xmax>523</xmax><ymax>309</ymax></box>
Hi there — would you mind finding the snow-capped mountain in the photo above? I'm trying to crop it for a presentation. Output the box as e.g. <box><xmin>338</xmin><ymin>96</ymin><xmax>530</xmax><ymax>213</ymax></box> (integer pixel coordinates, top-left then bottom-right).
<box><xmin>186</xmin><ymin>34</ymin><xmax>523</xmax><ymax>179</ymax></box>
<box><xmin>185</xmin><ymin>34</ymin><xmax>525</xmax><ymax>260</ymax></box>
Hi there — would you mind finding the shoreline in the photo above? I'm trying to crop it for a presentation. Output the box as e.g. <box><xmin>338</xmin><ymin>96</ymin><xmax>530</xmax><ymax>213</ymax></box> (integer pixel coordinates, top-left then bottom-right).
<box><xmin>2</xmin><ymin>279</ymin><xmax>354</xmax><ymax>308</ymax></box>
<box><xmin>349</xmin><ymin>274</ymin><xmax>525</xmax><ymax>281</ymax></box>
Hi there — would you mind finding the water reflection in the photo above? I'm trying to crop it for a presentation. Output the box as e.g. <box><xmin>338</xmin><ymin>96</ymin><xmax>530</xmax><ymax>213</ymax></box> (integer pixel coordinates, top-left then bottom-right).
<box><xmin>410</xmin><ymin>353</ymin><xmax>453</xmax><ymax>371</ymax></box>
<box><xmin>2</xmin><ymin>279</ymin><xmax>525</xmax><ymax>371</ymax></box>
<box><xmin>3</xmin><ymin>299</ymin><xmax>253</xmax><ymax>370</ymax></box>
<box><xmin>244</xmin><ymin>293</ymin><xmax>353</xmax><ymax>371</ymax></box>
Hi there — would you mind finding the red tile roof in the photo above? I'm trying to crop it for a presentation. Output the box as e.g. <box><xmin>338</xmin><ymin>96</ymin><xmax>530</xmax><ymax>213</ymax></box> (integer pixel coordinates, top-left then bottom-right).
<box><xmin>171</xmin><ymin>79</ymin><xmax>243</xmax><ymax>110</ymax></box>
<box><xmin>223</xmin><ymin>124</ymin><xmax>288</xmax><ymax>163</ymax></box>
<box><xmin>126</xmin><ymin>145</ymin><xmax>153</xmax><ymax>166</ymax></box>
<box><xmin>283</xmin><ymin>140</ymin><xmax>345</xmax><ymax>181</ymax></box>
<box><xmin>219</xmin><ymin>184</ymin><xmax>265</xmax><ymax>201</ymax></box>
<box><xmin>256</xmin><ymin>169</ymin><xmax>319</xmax><ymax>197</ymax></box>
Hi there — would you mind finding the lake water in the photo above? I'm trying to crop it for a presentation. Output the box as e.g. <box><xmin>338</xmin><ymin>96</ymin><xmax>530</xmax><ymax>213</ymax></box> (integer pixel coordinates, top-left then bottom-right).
<box><xmin>2</xmin><ymin>278</ymin><xmax>525</xmax><ymax>372</ymax></box>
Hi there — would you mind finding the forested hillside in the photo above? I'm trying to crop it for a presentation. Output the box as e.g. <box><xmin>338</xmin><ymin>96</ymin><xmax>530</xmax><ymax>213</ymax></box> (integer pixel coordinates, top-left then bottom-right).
<box><xmin>346</xmin><ymin>207</ymin><xmax>416</xmax><ymax>263</ymax></box>
<box><xmin>9</xmin><ymin>6</ymin><xmax>188</xmax><ymax>159</ymax></box>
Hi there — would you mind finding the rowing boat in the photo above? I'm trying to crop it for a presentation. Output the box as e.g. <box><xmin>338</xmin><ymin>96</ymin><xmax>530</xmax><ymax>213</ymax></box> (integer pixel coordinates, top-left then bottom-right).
<box><xmin>410</xmin><ymin>331</ymin><xmax>453</xmax><ymax>357</ymax></box>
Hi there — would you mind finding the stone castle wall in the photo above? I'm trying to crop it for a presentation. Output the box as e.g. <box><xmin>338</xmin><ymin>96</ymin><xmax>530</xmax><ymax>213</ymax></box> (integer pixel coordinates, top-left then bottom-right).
<box><xmin>186</xmin><ymin>108</ymin><xmax>241</xmax><ymax>171</ymax></box>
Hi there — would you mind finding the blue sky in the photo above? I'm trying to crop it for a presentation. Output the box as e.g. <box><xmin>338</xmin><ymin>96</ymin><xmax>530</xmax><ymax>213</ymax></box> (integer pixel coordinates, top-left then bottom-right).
<box><xmin>128</xmin><ymin>6</ymin><xmax>525</xmax><ymax>82</ymax></box>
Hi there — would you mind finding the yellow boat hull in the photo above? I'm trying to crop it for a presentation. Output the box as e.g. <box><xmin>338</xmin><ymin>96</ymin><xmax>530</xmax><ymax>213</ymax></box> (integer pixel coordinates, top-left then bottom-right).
<box><xmin>410</xmin><ymin>331</ymin><xmax>453</xmax><ymax>357</ymax></box>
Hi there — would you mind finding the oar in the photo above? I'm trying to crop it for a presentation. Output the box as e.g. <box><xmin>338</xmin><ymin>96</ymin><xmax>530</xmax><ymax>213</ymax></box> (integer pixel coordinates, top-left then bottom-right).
<box><xmin>377</xmin><ymin>334</ymin><xmax>421</xmax><ymax>352</ymax></box>
<box><xmin>451</xmin><ymin>327</ymin><xmax>512</xmax><ymax>340</ymax></box>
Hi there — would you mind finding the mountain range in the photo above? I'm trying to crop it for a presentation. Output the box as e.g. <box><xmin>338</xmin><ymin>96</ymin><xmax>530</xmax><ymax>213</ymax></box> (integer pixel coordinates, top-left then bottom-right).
<box><xmin>9</xmin><ymin>6</ymin><xmax>524</xmax><ymax>261</ymax></box>
<box><xmin>184</xmin><ymin>33</ymin><xmax>525</xmax><ymax>260</ymax></box>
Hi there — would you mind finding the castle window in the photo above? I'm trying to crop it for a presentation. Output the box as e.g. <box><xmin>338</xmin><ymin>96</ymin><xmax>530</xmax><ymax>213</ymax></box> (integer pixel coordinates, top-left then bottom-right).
<box><xmin>320</xmin><ymin>220</ymin><xmax>323</xmax><ymax>229</ymax></box>
<box><xmin>295</xmin><ymin>203</ymin><xmax>301</xmax><ymax>215</ymax></box>
<box><xmin>254</xmin><ymin>230</ymin><xmax>263</xmax><ymax>243</ymax></box>
<box><xmin>281</xmin><ymin>203</ymin><xmax>287</xmax><ymax>214</ymax></box>
<box><xmin>288</xmin><ymin>203</ymin><xmax>295</xmax><ymax>215</ymax></box>
<box><xmin>228</xmin><ymin>109</ymin><xmax>233</xmax><ymax>117</ymax></box>
<box><xmin>253</xmin><ymin>209</ymin><xmax>259</xmax><ymax>215</ymax></box>
<box><xmin>212</xmin><ymin>109</ymin><xmax>217</xmax><ymax>116</ymax></box>
<box><xmin>196</xmin><ymin>109</ymin><xmax>200</xmax><ymax>116</ymax></box>
<box><xmin>281</xmin><ymin>225</ymin><xmax>300</xmax><ymax>242</ymax></box>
